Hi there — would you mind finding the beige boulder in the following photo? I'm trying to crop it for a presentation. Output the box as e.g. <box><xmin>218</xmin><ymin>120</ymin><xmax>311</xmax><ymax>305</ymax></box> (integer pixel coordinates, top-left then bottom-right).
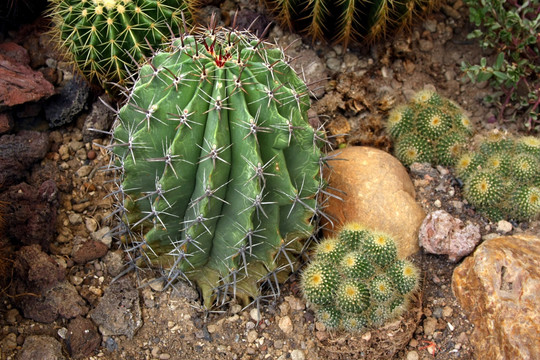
<box><xmin>323</xmin><ymin>146</ymin><xmax>425</xmax><ymax>258</ymax></box>
<box><xmin>452</xmin><ymin>234</ymin><xmax>540</xmax><ymax>360</ymax></box>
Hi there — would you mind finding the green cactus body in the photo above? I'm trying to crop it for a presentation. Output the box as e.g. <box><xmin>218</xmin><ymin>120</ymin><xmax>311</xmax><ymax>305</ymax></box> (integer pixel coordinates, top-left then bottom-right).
<box><xmin>369</xmin><ymin>275</ymin><xmax>394</xmax><ymax>303</ymax></box>
<box><xmin>301</xmin><ymin>261</ymin><xmax>340</xmax><ymax>305</ymax></box>
<box><xmin>315</xmin><ymin>237</ymin><xmax>347</xmax><ymax>263</ymax></box>
<box><xmin>464</xmin><ymin>171</ymin><xmax>504</xmax><ymax>208</ymax></box>
<box><xmin>336</xmin><ymin>279</ymin><xmax>370</xmax><ymax>313</ymax></box>
<box><xmin>300</xmin><ymin>223</ymin><xmax>419</xmax><ymax>332</ymax></box>
<box><xmin>317</xmin><ymin>306</ymin><xmax>342</xmax><ymax>329</ymax></box>
<box><xmin>388</xmin><ymin>91</ymin><xmax>473</xmax><ymax>167</ymax></box>
<box><xmin>48</xmin><ymin>0</ymin><xmax>192</xmax><ymax>93</ymax></box>
<box><xmin>394</xmin><ymin>134</ymin><xmax>433</xmax><ymax>166</ymax></box>
<box><xmin>338</xmin><ymin>223</ymin><xmax>371</xmax><ymax>250</ymax></box>
<box><xmin>511</xmin><ymin>186</ymin><xmax>540</xmax><ymax>220</ymax></box>
<box><xmin>388</xmin><ymin>259</ymin><xmax>419</xmax><ymax>295</ymax></box>
<box><xmin>110</xmin><ymin>25</ymin><xmax>326</xmax><ymax>308</ymax></box>
<box><xmin>361</xmin><ymin>232</ymin><xmax>397</xmax><ymax>267</ymax></box>
<box><xmin>265</xmin><ymin>0</ymin><xmax>439</xmax><ymax>46</ymax></box>
<box><xmin>340</xmin><ymin>252</ymin><xmax>374</xmax><ymax>279</ymax></box>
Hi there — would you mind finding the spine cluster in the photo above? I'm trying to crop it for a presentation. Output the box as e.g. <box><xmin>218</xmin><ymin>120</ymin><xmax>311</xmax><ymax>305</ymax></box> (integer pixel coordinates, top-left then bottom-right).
<box><xmin>387</xmin><ymin>90</ymin><xmax>474</xmax><ymax>167</ymax></box>
<box><xmin>265</xmin><ymin>0</ymin><xmax>440</xmax><ymax>47</ymax></box>
<box><xmin>48</xmin><ymin>0</ymin><xmax>192</xmax><ymax>93</ymax></box>
<box><xmin>107</xmin><ymin>22</ymin><xmax>328</xmax><ymax>308</ymax></box>
<box><xmin>456</xmin><ymin>130</ymin><xmax>540</xmax><ymax>221</ymax></box>
<box><xmin>301</xmin><ymin>223</ymin><xmax>420</xmax><ymax>332</ymax></box>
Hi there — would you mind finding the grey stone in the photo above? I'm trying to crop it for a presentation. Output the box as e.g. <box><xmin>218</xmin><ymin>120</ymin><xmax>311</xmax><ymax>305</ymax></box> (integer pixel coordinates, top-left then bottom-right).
<box><xmin>90</xmin><ymin>276</ymin><xmax>142</xmax><ymax>338</ymax></box>
<box><xmin>82</xmin><ymin>96</ymin><xmax>116</xmax><ymax>143</ymax></box>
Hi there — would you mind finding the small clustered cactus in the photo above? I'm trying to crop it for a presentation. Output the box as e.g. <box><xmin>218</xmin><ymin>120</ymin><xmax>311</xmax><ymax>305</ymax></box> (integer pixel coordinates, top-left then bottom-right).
<box><xmin>387</xmin><ymin>90</ymin><xmax>474</xmax><ymax>167</ymax></box>
<box><xmin>265</xmin><ymin>0</ymin><xmax>440</xmax><ymax>47</ymax></box>
<box><xmin>456</xmin><ymin>130</ymin><xmax>540</xmax><ymax>221</ymax></box>
<box><xmin>301</xmin><ymin>223</ymin><xmax>420</xmax><ymax>332</ymax></box>
<box><xmin>107</xmin><ymin>20</ymin><xmax>328</xmax><ymax>308</ymax></box>
<box><xmin>47</xmin><ymin>0</ymin><xmax>193</xmax><ymax>93</ymax></box>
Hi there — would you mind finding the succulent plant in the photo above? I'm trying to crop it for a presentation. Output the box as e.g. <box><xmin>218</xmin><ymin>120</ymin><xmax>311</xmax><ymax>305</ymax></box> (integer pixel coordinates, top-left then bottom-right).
<box><xmin>107</xmin><ymin>20</ymin><xmax>328</xmax><ymax>308</ymax></box>
<box><xmin>47</xmin><ymin>0</ymin><xmax>193</xmax><ymax>94</ymax></box>
<box><xmin>387</xmin><ymin>90</ymin><xmax>474</xmax><ymax>167</ymax></box>
<box><xmin>300</xmin><ymin>224</ymin><xmax>419</xmax><ymax>332</ymax></box>
<box><xmin>457</xmin><ymin>130</ymin><xmax>540</xmax><ymax>222</ymax></box>
<box><xmin>265</xmin><ymin>0</ymin><xmax>440</xmax><ymax>47</ymax></box>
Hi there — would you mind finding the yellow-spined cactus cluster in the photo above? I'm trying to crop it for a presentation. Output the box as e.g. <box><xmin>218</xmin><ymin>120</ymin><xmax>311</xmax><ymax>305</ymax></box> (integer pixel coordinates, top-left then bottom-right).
<box><xmin>301</xmin><ymin>223</ymin><xmax>420</xmax><ymax>332</ymax></box>
<box><xmin>387</xmin><ymin>90</ymin><xmax>474</xmax><ymax>166</ymax></box>
<box><xmin>456</xmin><ymin>130</ymin><xmax>540</xmax><ymax>221</ymax></box>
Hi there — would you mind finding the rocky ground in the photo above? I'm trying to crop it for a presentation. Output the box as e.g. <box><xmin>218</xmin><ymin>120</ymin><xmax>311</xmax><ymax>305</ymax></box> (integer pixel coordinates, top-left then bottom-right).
<box><xmin>0</xmin><ymin>0</ymin><xmax>539</xmax><ymax>359</ymax></box>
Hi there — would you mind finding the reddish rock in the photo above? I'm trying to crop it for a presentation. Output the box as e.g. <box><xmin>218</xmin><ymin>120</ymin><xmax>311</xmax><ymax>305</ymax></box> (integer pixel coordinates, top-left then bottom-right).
<box><xmin>0</xmin><ymin>112</ymin><xmax>13</xmax><ymax>134</ymax></box>
<box><xmin>452</xmin><ymin>234</ymin><xmax>540</xmax><ymax>359</ymax></box>
<box><xmin>71</xmin><ymin>236</ymin><xmax>108</xmax><ymax>264</ymax></box>
<box><xmin>0</xmin><ymin>42</ymin><xmax>31</xmax><ymax>64</ymax></box>
<box><xmin>419</xmin><ymin>210</ymin><xmax>481</xmax><ymax>262</ymax></box>
<box><xmin>66</xmin><ymin>317</ymin><xmax>101</xmax><ymax>359</ymax></box>
<box><xmin>0</xmin><ymin>43</ymin><xmax>54</xmax><ymax>108</ymax></box>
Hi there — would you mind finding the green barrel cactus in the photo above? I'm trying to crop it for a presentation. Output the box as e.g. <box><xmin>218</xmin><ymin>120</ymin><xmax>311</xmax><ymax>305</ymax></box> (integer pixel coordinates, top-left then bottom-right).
<box><xmin>47</xmin><ymin>0</ymin><xmax>192</xmax><ymax>93</ymax></box>
<box><xmin>300</xmin><ymin>223</ymin><xmax>420</xmax><ymax>332</ymax></box>
<box><xmin>265</xmin><ymin>0</ymin><xmax>440</xmax><ymax>47</ymax></box>
<box><xmin>457</xmin><ymin>130</ymin><xmax>540</xmax><ymax>222</ymax></box>
<box><xmin>108</xmin><ymin>23</ymin><xmax>327</xmax><ymax>308</ymax></box>
<box><xmin>387</xmin><ymin>90</ymin><xmax>474</xmax><ymax>167</ymax></box>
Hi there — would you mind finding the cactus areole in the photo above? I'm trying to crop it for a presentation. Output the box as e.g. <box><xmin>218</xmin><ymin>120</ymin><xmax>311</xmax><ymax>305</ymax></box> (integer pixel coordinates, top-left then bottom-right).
<box><xmin>109</xmin><ymin>24</ymin><xmax>325</xmax><ymax>308</ymax></box>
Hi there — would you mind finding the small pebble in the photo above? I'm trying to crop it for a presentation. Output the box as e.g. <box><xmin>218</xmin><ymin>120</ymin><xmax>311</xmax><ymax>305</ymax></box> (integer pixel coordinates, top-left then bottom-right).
<box><xmin>496</xmin><ymin>220</ymin><xmax>513</xmax><ymax>233</ymax></box>
<box><xmin>406</xmin><ymin>350</ymin><xmax>419</xmax><ymax>360</ymax></box>
<box><xmin>87</xmin><ymin>149</ymin><xmax>97</xmax><ymax>160</ymax></box>
<box><xmin>290</xmin><ymin>349</ymin><xmax>305</xmax><ymax>360</ymax></box>
<box><xmin>250</xmin><ymin>308</ymin><xmax>261</xmax><ymax>322</ymax></box>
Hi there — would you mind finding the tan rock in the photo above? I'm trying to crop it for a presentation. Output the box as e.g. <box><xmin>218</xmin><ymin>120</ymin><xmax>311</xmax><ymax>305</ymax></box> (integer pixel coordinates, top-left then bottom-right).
<box><xmin>452</xmin><ymin>234</ymin><xmax>540</xmax><ymax>360</ymax></box>
<box><xmin>323</xmin><ymin>146</ymin><xmax>424</xmax><ymax>258</ymax></box>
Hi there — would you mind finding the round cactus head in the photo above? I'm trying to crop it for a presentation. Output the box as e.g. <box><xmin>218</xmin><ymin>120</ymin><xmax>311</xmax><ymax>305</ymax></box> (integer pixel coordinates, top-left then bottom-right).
<box><xmin>48</xmin><ymin>0</ymin><xmax>193</xmax><ymax>94</ymax></box>
<box><xmin>108</xmin><ymin>21</ymin><xmax>327</xmax><ymax>308</ymax></box>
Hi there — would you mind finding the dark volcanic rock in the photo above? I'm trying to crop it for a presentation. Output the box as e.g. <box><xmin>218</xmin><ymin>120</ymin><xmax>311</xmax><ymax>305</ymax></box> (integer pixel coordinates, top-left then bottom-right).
<box><xmin>66</xmin><ymin>316</ymin><xmax>101</xmax><ymax>358</ymax></box>
<box><xmin>0</xmin><ymin>130</ymin><xmax>50</xmax><ymax>186</ymax></box>
<box><xmin>18</xmin><ymin>281</ymin><xmax>88</xmax><ymax>323</ymax></box>
<box><xmin>45</xmin><ymin>75</ymin><xmax>90</xmax><ymax>128</ymax></box>
<box><xmin>18</xmin><ymin>335</ymin><xmax>65</xmax><ymax>360</ymax></box>
<box><xmin>0</xmin><ymin>180</ymin><xmax>58</xmax><ymax>250</ymax></box>
<box><xmin>14</xmin><ymin>244</ymin><xmax>65</xmax><ymax>293</ymax></box>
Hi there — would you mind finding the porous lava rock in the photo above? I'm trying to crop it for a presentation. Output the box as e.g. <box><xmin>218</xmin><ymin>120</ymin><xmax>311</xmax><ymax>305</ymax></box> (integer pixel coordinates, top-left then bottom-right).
<box><xmin>323</xmin><ymin>146</ymin><xmax>425</xmax><ymax>258</ymax></box>
<box><xmin>66</xmin><ymin>316</ymin><xmax>101</xmax><ymax>359</ymax></box>
<box><xmin>452</xmin><ymin>234</ymin><xmax>540</xmax><ymax>359</ymax></box>
<box><xmin>0</xmin><ymin>130</ymin><xmax>50</xmax><ymax>186</ymax></box>
<box><xmin>0</xmin><ymin>180</ymin><xmax>58</xmax><ymax>250</ymax></box>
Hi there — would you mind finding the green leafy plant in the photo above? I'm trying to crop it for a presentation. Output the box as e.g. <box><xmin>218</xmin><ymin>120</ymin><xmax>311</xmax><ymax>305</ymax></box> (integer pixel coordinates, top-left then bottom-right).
<box><xmin>47</xmin><ymin>0</ymin><xmax>193</xmax><ymax>94</ymax></box>
<box><xmin>461</xmin><ymin>0</ymin><xmax>540</xmax><ymax>132</ymax></box>
<box><xmin>107</xmin><ymin>20</ymin><xmax>328</xmax><ymax>308</ymax></box>
<box><xmin>456</xmin><ymin>130</ymin><xmax>540</xmax><ymax>221</ymax></box>
<box><xmin>387</xmin><ymin>90</ymin><xmax>474</xmax><ymax>166</ymax></box>
<box><xmin>301</xmin><ymin>223</ymin><xmax>420</xmax><ymax>332</ymax></box>
<box><xmin>264</xmin><ymin>0</ymin><xmax>440</xmax><ymax>47</ymax></box>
